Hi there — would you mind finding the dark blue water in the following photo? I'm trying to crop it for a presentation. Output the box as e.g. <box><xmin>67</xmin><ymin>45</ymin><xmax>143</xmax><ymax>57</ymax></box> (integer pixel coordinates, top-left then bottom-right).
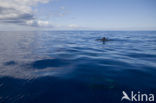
<box><xmin>0</xmin><ymin>31</ymin><xmax>156</xmax><ymax>103</ymax></box>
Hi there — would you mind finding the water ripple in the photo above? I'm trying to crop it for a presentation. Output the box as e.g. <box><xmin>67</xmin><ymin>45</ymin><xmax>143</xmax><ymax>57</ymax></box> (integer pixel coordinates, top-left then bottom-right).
<box><xmin>0</xmin><ymin>31</ymin><xmax>156</xmax><ymax>103</ymax></box>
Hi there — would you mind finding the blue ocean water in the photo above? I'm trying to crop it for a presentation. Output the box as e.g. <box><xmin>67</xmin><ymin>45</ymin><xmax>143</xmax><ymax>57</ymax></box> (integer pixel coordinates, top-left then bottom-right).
<box><xmin>0</xmin><ymin>31</ymin><xmax>156</xmax><ymax>103</ymax></box>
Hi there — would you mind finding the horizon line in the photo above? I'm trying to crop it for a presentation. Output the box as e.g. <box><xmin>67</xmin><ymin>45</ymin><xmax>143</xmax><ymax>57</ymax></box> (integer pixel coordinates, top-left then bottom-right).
<box><xmin>0</xmin><ymin>30</ymin><xmax>156</xmax><ymax>32</ymax></box>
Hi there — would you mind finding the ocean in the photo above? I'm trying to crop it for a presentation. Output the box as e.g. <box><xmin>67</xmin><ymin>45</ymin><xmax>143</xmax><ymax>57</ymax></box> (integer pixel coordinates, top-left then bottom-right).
<box><xmin>0</xmin><ymin>31</ymin><xmax>156</xmax><ymax>103</ymax></box>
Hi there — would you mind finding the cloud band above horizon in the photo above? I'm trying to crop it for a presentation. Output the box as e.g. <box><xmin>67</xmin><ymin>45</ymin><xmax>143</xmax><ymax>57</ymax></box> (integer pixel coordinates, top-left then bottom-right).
<box><xmin>0</xmin><ymin>0</ymin><xmax>51</xmax><ymax>27</ymax></box>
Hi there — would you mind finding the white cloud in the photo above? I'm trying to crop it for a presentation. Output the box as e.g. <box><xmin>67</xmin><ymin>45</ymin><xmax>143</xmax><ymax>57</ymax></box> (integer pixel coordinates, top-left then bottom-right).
<box><xmin>26</xmin><ymin>20</ymin><xmax>34</xmax><ymax>25</ymax></box>
<box><xmin>25</xmin><ymin>20</ymin><xmax>50</xmax><ymax>28</ymax></box>
<box><xmin>37</xmin><ymin>20</ymin><xmax>49</xmax><ymax>26</ymax></box>
<box><xmin>0</xmin><ymin>0</ymin><xmax>52</xmax><ymax>27</ymax></box>
<box><xmin>68</xmin><ymin>24</ymin><xmax>79</xmax><ymax>28</ymax></box>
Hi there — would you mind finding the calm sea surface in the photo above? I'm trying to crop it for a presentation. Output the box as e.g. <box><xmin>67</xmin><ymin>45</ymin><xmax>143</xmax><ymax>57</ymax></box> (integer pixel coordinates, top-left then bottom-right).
<box><xmin>0</xmin><ymin>31</ymin><xmax>156</xmax><ymax>103</ymax></box>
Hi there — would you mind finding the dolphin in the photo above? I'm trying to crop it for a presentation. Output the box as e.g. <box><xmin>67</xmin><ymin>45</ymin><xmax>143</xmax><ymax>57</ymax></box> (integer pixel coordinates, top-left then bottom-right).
<box><xmin>96</xmin><ymin>37</ymin><xmax>110</xmax><ymax>43</ymax></box>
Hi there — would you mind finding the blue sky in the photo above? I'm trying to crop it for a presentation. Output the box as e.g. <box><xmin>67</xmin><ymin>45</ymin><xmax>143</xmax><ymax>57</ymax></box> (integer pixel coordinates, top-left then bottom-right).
<box><xmin>0</xmin><ymin>0</ymin><xmax>156</xmax><ymax>30</ymax></box>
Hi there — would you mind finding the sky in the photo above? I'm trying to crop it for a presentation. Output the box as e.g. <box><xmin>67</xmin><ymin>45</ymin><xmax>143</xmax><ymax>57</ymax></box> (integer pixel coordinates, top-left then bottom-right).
<box><xmin>0</xmin><ymin>0</ymin><xmax>156</xmax><ymax>31</ymax></box>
